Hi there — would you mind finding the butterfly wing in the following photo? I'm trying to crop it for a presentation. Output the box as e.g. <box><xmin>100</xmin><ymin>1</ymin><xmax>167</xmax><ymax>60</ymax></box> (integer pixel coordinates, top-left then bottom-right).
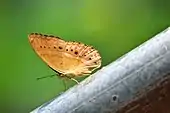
<box><xmin>28</xmin><ymin>33</ymin><xmax>101</xmax><ymax>77</ymax></box>
<box><xmin>63</xmin><ymin>42</ymin><xmax>101</xmax><ymax>76</ymax></box>
<box><xmin>28</xmin><ymin>33</ymin><xmax>67</xmax><ymax>74</ymax></box>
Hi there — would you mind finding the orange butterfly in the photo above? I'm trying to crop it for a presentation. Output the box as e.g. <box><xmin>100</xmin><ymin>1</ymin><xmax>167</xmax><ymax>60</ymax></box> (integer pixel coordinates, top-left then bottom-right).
<box><xmin>28</xmin><ymin>33</ymin><xmax>101</xmax><ymax>84</ymax></box>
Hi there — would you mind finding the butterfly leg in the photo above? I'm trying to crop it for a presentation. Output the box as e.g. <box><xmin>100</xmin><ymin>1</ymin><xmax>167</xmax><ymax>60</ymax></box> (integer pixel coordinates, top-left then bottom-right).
<box><xmin>62</xmin><ymin>79</ymin><xmax>68</xmax><ymax>91</ymax></box>
<box><xmin>70</xmin><ymin>78</ymin><xmax>80</xmax><ymax>84</ymax></box>
<box><xmin>64</xmin><ymin>74</ymin><xmax>80</xmax><ymax>84</ymax></box>
<box><xmin>61</xmin><ymin>78</ymin><xmax>79</xmax><ymax>91</ymax></box>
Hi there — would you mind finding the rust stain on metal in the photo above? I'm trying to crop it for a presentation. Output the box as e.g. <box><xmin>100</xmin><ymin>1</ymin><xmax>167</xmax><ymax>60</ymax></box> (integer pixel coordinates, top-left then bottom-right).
<box><xmin>117</xmin><ymin>75</ymin><xmax>170</xmax><ymax>113</ymax></box>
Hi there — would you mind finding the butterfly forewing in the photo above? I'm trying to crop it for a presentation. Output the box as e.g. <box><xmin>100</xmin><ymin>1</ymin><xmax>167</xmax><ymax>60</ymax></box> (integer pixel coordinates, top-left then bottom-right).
<box><xmin>28</xmin><ymin>33</ymin><xmax>101</xmax><ymax>77</ymax></box>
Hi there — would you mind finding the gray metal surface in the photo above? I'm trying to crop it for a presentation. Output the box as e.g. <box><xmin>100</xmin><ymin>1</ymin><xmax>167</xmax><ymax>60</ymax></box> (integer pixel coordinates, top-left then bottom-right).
<box><xmin>31</xmin><ymin>27</ymin><xmax>170</xmax><ymax>113</ymax></box>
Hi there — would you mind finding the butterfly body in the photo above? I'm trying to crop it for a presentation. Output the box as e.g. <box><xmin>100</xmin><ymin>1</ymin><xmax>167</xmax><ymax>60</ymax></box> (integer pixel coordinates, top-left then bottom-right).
<box><xmin>28</xmin><ymin>33</ymin><xmax>101</xmax><ymax>79</ymax></box>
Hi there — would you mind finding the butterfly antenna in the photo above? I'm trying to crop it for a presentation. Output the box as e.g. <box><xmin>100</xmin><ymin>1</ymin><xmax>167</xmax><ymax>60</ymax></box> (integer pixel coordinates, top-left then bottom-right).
<box><xmin>37</xmin><ymin>74</ymin><xmax>56</xmax><ymax>80</ymax></box>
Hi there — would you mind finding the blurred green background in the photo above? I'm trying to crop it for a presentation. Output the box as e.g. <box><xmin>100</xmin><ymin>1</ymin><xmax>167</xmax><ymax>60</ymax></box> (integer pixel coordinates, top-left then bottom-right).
<box><xmin>0</xmin><ymin>0</ymin><xmax>170</xmax><ymax>112</ymax></box>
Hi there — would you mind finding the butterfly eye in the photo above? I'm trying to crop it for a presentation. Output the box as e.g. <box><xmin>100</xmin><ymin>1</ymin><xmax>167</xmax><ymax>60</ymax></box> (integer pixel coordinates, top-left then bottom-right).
<box><xmin>40</xmin><ymin>46</ymin><xmax>42</xmax><ymax>48</ymax></box>
<box><xmin>54</xmin><ymin>46</ymin><xmax>56</xmax><ymax>49</ymax></box>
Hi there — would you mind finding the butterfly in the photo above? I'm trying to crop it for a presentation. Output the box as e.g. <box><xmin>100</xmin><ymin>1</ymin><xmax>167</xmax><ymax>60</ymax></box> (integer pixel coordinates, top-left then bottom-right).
<box><xmin>28</xmin><ymin>33</ymin><xmax>101</xmax><ymax>84</ymax></box>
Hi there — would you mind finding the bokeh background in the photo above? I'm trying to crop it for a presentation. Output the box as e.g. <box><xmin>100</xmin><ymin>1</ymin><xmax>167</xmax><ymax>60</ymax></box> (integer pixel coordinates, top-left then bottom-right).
<box><xmin>1</xmin><ymin>0</ymin><xmax>170</xmax><ymax>112</ymax></box>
